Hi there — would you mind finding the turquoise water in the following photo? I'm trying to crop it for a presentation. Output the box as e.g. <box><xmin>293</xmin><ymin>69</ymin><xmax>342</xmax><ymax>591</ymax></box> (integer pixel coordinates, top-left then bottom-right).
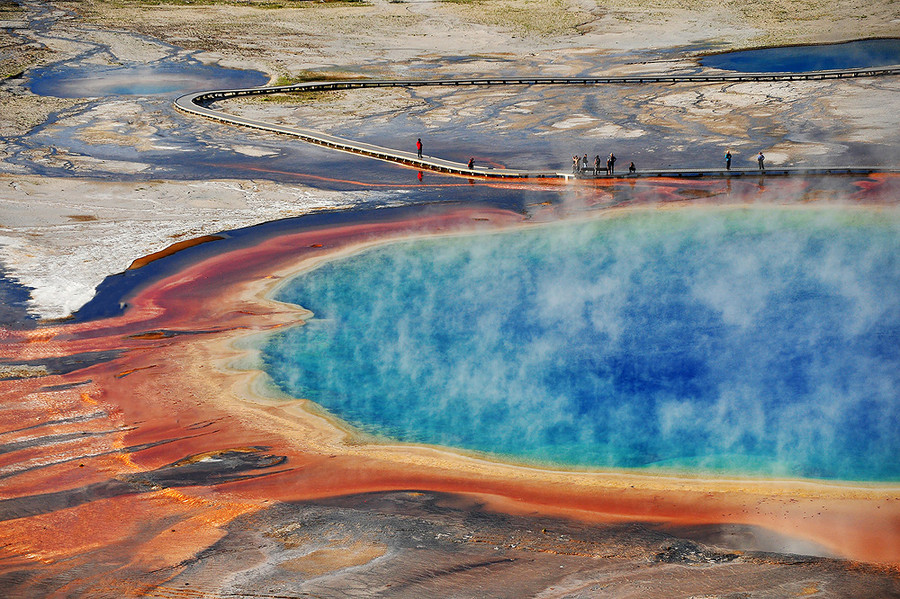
<box><xmin>262</xmin><ymin>209</ymin><xmax>900</xmax><ymax>481</ymax></box>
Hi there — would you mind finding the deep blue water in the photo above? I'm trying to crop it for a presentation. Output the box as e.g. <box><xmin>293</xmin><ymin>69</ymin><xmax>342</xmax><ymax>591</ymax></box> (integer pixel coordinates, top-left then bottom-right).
<box><xmin>262</xmin><ymin>209</ymin><xmax>900</xmax><ymax>481</ymax></box>
<box><xmin>29</xmin><ymin>62</ymin><xmax>268</xmax><ymax>98</ymax></box>
<box><xmin>702</xmin><ymin>38</ymin><xmax>900</xmax><ymax>73</ymax></box>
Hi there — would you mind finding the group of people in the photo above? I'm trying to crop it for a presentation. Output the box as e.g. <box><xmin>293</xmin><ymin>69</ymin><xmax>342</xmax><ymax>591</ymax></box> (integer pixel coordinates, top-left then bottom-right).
<box><xmin>417</xmin><ymin>138</ymin><xmax>768</xmax><ymax>176</ymax></box>
<box><xmin>572</xmin><ymin>153</ymin><xmax>636</xmax><ymax>176</ymax></box>
<box><xmin>571</xmin><ymin>150</ymin><xmax>767</xmax><ymax>176</ymax></box>
<box><xmin>571</xmin><ymin>149</ymin><xmax>768</xmax><ymax>175</ymax></box>
<box><xmin>725</xmin><ymin>150</ymin><xmax>766</xmax><ymax>171</ymax></box>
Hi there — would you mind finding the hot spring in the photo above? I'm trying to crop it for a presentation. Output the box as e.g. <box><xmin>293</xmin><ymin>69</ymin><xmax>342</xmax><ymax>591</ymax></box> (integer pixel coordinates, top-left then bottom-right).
<box><xmin>701</xmin><ymin>38</ymin><xmax>900</xmax><ymax>73</ymax></box>
<box><xmin>28</xmin><ymin>62</ymin><xmax>268</xmax><ymax>98</ymax></box>
<box><xmin>261</xmin><ymin>207</ymin><xmax>900</xmax><ymax>481</ymax></box>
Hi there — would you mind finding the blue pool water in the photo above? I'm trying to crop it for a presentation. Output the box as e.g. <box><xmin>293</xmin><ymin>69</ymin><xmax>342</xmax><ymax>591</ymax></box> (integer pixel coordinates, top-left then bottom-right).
<box><xmin>701</xmin><ymin>38</ymin><xmax>900</xmax><ymax>73</ymax></box>
<box><xmin>29</xmin><ymin>62</ymin><xmax>268</xmax><ymax>98</ymax></box>
<box><xmin>262</xmin><ymin>209</ymin><xmax>900</xmax><ymax>481</ymax></box>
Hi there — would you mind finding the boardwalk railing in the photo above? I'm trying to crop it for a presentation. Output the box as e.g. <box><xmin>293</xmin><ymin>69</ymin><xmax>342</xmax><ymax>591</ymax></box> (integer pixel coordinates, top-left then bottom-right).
<box><xmin>174</xmin><ymin>67</ymin><xmax>900</xmax><ymax>180</ymax></box>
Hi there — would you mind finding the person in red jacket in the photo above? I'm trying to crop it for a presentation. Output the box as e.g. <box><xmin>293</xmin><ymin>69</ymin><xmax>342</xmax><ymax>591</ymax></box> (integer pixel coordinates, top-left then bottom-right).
<box><xmin>416</xmin><ymin>138</ymin><xmax>423</xmax><ymax>158</ymax></box>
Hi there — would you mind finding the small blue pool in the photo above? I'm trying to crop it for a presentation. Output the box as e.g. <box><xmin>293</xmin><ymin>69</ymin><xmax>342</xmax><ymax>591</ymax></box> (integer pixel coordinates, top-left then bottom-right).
<box><xmin>701</xmin><ymin>38</ymin><xmax>900</xmax><ymax>73</ymax></box>
<box><xmin>29</xmin><ymin>61</ymin><xmax>268</xmax><ymax>98</ymax></box>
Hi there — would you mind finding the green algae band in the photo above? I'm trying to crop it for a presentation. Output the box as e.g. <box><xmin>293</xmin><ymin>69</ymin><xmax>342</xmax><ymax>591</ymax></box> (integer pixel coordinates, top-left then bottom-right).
<box><xmin>262</xmin><ymin>208</ymin><xmax>900</xmax><ymax>481</ymax></box>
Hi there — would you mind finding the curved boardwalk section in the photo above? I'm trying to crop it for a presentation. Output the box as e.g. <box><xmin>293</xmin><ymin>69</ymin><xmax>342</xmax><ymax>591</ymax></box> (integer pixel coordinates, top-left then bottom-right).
<box><xmin>174</xmin><ymin>67</ymin><xmax>900</xmax><ymax>180</ymax></box>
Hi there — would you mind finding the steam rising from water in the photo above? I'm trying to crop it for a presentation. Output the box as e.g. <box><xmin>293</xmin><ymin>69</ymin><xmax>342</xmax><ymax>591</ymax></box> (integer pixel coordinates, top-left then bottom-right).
<box><xmin>263</xmin><ymin>208</ymin><xmax>900</xmax><ymax>481</ymax></box>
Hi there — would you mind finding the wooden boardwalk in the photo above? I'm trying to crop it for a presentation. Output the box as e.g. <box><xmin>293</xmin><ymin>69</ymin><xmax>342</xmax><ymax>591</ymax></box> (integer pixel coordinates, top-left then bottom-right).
<box><xmin>174</xmin><ymin>67</ymin><xmax>900</xmax><ymax>180</ymax></box>
<box><xmin>571</xmin><ymin>166</ymin><xmax>897</xmax><ymax>179</ymax></box>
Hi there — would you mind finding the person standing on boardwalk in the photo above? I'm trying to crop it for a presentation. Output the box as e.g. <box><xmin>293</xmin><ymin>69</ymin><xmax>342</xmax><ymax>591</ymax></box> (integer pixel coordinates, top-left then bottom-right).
<box><xmin>757</xmin><ymin>151</ymin><xmax>765</xmax><ymax>171</ymax></box>
<box><xmin>573</xmin><ymin>155</ymin><xmax>580</xmax><ymax>173</ymax></box>
<box><xmin>594</xmin><ymin>155</ymin><xmax>602</xmax><ymax>175</ymax></box>
<box><xmin>607</xmin><ymin>153</ymin><xmax>616</xmax><ymax>175</ymax></box>
<box><xmin>582</xmin><ymin>154</ymin><xmax>589</xmax><ymax>173</ymax></box>
<box><xmin>416</xmin><ymin>138</ymin><xmax>423</xmax><ymax>158</ymax></box>
<box><xmin>725</xmin><ymin>150</ymin><xmax>732</xmax><ymax>170</ymax></box>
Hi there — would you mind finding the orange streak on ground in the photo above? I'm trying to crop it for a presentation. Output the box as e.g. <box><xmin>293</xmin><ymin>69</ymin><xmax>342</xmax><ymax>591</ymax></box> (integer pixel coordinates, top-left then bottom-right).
<box><xmin>115</xmin><ymin>364</ymin><xmax>158</xmax><ymax>379</ymax></box>
<box><xmin>1</xmin><ymin>197</ymin><xmax>899</xmax><ymax>593</ymax></box>
<box><xmin>127</xmin><ymin>235</ymin><xmax>224</xmax><ymax>270</ymax></box>
<box><xmin>227</xmin><ymin>163</ymin><xmax>568</xmax><ymax>190</ymax></box>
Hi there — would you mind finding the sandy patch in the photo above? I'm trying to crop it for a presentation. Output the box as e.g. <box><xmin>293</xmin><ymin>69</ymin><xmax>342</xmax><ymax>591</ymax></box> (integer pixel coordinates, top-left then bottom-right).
<box><xmin>602</xmin><ymin>0</ymin><xmax>900</xmax><ymax>47</ymax></box>
<box><xmin>73</xmin><ymin>100</ymin><xmax>161</xmax><ymax>152</ymax></box>
<box><xmin>279</xmin><ymin>540</ymin><xmax>388</xmax><ymax>577</ymax></box>
<box><xmin>0</xmin><ymin>91</ymin><xmax>79</xmax><ymax>139</ymax></box>
<box><xmin>551</xmin><ymin>115</ymin><xmax>598</xmax><ymax>130</ymax></box>
<box><xmin>224</xmin><ymin>87</ymin><xmax>419</xmax><ymax>132</ymax></box>
<box><xmin>587</xmin><ymin>123</ymin><xmax>646</xmax><ymax>139</ymax></box>
<box><xmin>232</xmin><ymin>144</ymin><xmax>279</xmax><ymax>157</ymax></box>
<box><xmin>824</xmin><ymin>79</ymin><xmax>900</xmax><ymax>146</ymax></box>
